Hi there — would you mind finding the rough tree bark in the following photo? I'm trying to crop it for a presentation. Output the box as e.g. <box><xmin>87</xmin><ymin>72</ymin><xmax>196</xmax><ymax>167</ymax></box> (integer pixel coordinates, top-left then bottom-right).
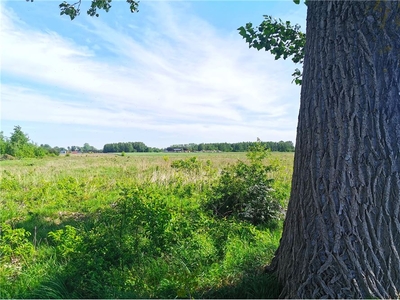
<box><xmin>269</xmin><ymin>1</ymin><xmax>400</xmax><ymax>298</ymax></box>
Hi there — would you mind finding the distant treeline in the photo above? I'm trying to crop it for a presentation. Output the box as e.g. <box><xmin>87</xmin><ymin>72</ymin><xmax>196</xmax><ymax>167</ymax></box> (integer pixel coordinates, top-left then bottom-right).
<box><xmin>167</xmin><ymin>141</ymin><xmax>295</xmax><ymax>152</ymax></box>
<box><xmin>102</xmin><ymin>142</ymin><xmax>163</xmax><ymax>153</ymax></box>
<box><xmin>102</xmin><ymin>141</ymin><xmax>295</xmax><ymax>153</ymax></box>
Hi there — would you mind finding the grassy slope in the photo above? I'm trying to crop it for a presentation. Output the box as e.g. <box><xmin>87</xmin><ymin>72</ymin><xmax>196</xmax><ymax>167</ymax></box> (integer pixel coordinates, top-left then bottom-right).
<box><xmin>0</xmin><ymin>152</ymin><xmax>293</xmax><ymax>298</ymax></box>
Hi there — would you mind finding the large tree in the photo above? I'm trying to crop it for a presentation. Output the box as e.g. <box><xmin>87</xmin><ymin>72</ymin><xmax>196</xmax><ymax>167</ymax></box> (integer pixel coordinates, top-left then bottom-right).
<box><xmin>248</xmin><ymin>1</ymin><xmax>400</xmax><ymax>298</ymax></box>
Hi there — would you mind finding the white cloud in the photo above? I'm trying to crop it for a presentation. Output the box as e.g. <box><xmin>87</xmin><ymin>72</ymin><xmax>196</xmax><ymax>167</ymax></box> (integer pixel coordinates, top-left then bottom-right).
<box><xmin>0</xmin><ymin>1</ymin><xmax>301</xmax><ymax>147</ymax></box>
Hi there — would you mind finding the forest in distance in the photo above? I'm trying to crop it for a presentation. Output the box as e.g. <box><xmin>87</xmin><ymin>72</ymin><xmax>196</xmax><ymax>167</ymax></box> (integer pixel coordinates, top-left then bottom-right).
<box><xmin>103</xmin><ymin>140</ymin><xmax>295</xmax><ymax>153</ymax></box>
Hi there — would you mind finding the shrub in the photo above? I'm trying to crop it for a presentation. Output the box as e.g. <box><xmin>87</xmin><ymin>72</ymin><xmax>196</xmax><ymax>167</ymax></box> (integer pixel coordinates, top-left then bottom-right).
<box><xmin>171</xmin><ymin>156</ymin><xmax>202</xmax><ymax>173</ymax></box>
<box><xmin>206</xmin><ymin>143</ymin><xmax>282</xmax><ymax>226</ymax></box>
<box><xmin>34</xmin><ymin>146</ymin><xmax>47</xmax><ymax>158</ymax></box>
<box><xmin>0</xmin><ymin>223</ymin><xmax>35</xmax><ymax>289</ymax></box>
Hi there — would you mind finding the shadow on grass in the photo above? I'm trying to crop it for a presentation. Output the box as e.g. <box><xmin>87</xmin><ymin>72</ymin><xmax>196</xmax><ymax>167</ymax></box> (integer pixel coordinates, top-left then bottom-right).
<box><xmin>12</xmin><ymin>210</ymin><xmax>96</xmax><ymax>247</ymax></box>
<box><xmin>196</xmin><ymin>268</ymin><xmax>282</xmax><ymax>299</ymax></box>
<box><xmin>8</xmin><ymin>205</ymin><xmax>283</xmax><ymax>299</ymax></box>
<box><xmin>25</xmin><ymin>265</ymin><xmax>282</xmax><ymax>299</ymax></box>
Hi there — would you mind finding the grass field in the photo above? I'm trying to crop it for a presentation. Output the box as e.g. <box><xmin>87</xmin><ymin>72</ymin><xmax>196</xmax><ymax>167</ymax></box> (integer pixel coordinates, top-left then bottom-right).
<box><xmin>0</xmin><ymin>151</ymin><xmax>294</xmax><ymax>298</ymax></box>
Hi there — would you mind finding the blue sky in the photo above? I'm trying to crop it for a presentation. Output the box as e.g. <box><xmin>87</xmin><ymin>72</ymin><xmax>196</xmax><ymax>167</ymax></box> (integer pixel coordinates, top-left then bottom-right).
<box><xmin>1</xmin><ymin>0</ymin><xmax>306</xmax><ymax>149</ymax></box>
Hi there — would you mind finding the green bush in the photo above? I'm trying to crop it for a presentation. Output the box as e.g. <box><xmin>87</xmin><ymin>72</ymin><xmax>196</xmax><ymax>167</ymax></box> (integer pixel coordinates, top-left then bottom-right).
<box><xmin>171</xmin><ymin>156</ymin><xmax>202</xmax><ymax>173</ymax></box>
<box><xmin>0</xmin><ymin>223</ymin><xmax>35</xmax><ymax>295</ymax></box>
<box><xmin>0</xmin><ymin>223</ymin><xmax>35</xmax><ymax>263</ymax></box>
<box><xmin>207</xmin><ymin>143</ymin><xmax>282</xmax><ymax>226</ymax></box>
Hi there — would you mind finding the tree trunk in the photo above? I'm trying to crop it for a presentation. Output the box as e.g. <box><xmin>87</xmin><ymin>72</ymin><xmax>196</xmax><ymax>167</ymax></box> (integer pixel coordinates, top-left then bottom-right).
<box><xmin>269</xmin><ymin>1</ymin><xmax>400</xmax><ymax>298</ymax></box>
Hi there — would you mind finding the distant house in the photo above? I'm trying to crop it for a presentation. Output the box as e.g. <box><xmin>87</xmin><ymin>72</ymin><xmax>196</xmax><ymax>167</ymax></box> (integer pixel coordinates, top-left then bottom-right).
<box><xmin>165</xmin><ymin>147</ymin><xmax>183</xmax><ymax>153</ymax></box>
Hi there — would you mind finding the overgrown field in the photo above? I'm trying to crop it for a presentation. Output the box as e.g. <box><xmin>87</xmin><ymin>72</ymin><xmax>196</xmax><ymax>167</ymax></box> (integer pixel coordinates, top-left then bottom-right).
<box><xmin>0</xmin><ymin>151</ymin><xmax>294</xmax><ymax>298</ymax></box>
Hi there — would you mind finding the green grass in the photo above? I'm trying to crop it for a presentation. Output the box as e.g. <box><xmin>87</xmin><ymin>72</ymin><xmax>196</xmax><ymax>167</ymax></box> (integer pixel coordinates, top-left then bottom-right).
<box><xmin>0</xmin><ymin>152</ymin><xmax>293</xmax><ymax>298</ymax></box>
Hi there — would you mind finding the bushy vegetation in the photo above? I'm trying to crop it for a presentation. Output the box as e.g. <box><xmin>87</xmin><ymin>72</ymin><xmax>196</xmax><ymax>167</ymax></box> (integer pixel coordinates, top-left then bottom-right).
<box><xmin>207</xmin><ymin>143</ymin><xmax>282</xmax><ymax>226</ymax></box>
<box><xmin>0</xmin><ymin>126</ymin><xmax>60</xmax><ymax>159</ymax></box>
<box><xmin>0</xmin><ymin>150</ymin><xmax>293</xmax><ymax>298</ymax></box>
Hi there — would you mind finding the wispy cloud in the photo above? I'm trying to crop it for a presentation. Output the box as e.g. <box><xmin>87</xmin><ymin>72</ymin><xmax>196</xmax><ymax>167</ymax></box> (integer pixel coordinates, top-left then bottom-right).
<box><xmin>1</xmin><ymin>1</ymin><xmax>301</xmax><ymax>147</ymax></box>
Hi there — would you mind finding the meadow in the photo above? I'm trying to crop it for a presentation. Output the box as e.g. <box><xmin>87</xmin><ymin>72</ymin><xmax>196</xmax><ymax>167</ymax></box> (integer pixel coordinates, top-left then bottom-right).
<box><xmin>0</xmin><ymin>151</ymin><xmax>294</xmax><ymax>298</ymax></box>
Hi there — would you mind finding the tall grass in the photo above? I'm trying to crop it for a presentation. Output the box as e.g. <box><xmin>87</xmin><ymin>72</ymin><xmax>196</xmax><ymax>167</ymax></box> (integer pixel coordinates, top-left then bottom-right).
<box><xmin>0</xmin><ymin>152</ymin><xmax>293</xmax><ymax>298</ymax></box>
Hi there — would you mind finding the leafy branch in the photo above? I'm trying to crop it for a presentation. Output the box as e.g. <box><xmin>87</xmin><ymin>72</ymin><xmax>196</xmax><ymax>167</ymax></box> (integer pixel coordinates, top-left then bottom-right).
<box><xmin>59</xmin><ymin>0</ymin><xmax>82</xmax><ymax>20</ymax></box>
<box><xmin>238</xmin><ymin>16</ymin><xmax>305</xmax><ymax>85</ymax></box>
<box><xmin>59</xmin><ymin>0</ymin><xmax>139</xmax><ymax>20</ymax></box>
<box><xmin>26</xmin><ymin>0</ymin><xmax>139</xmax><ymax>20</ymax></box>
